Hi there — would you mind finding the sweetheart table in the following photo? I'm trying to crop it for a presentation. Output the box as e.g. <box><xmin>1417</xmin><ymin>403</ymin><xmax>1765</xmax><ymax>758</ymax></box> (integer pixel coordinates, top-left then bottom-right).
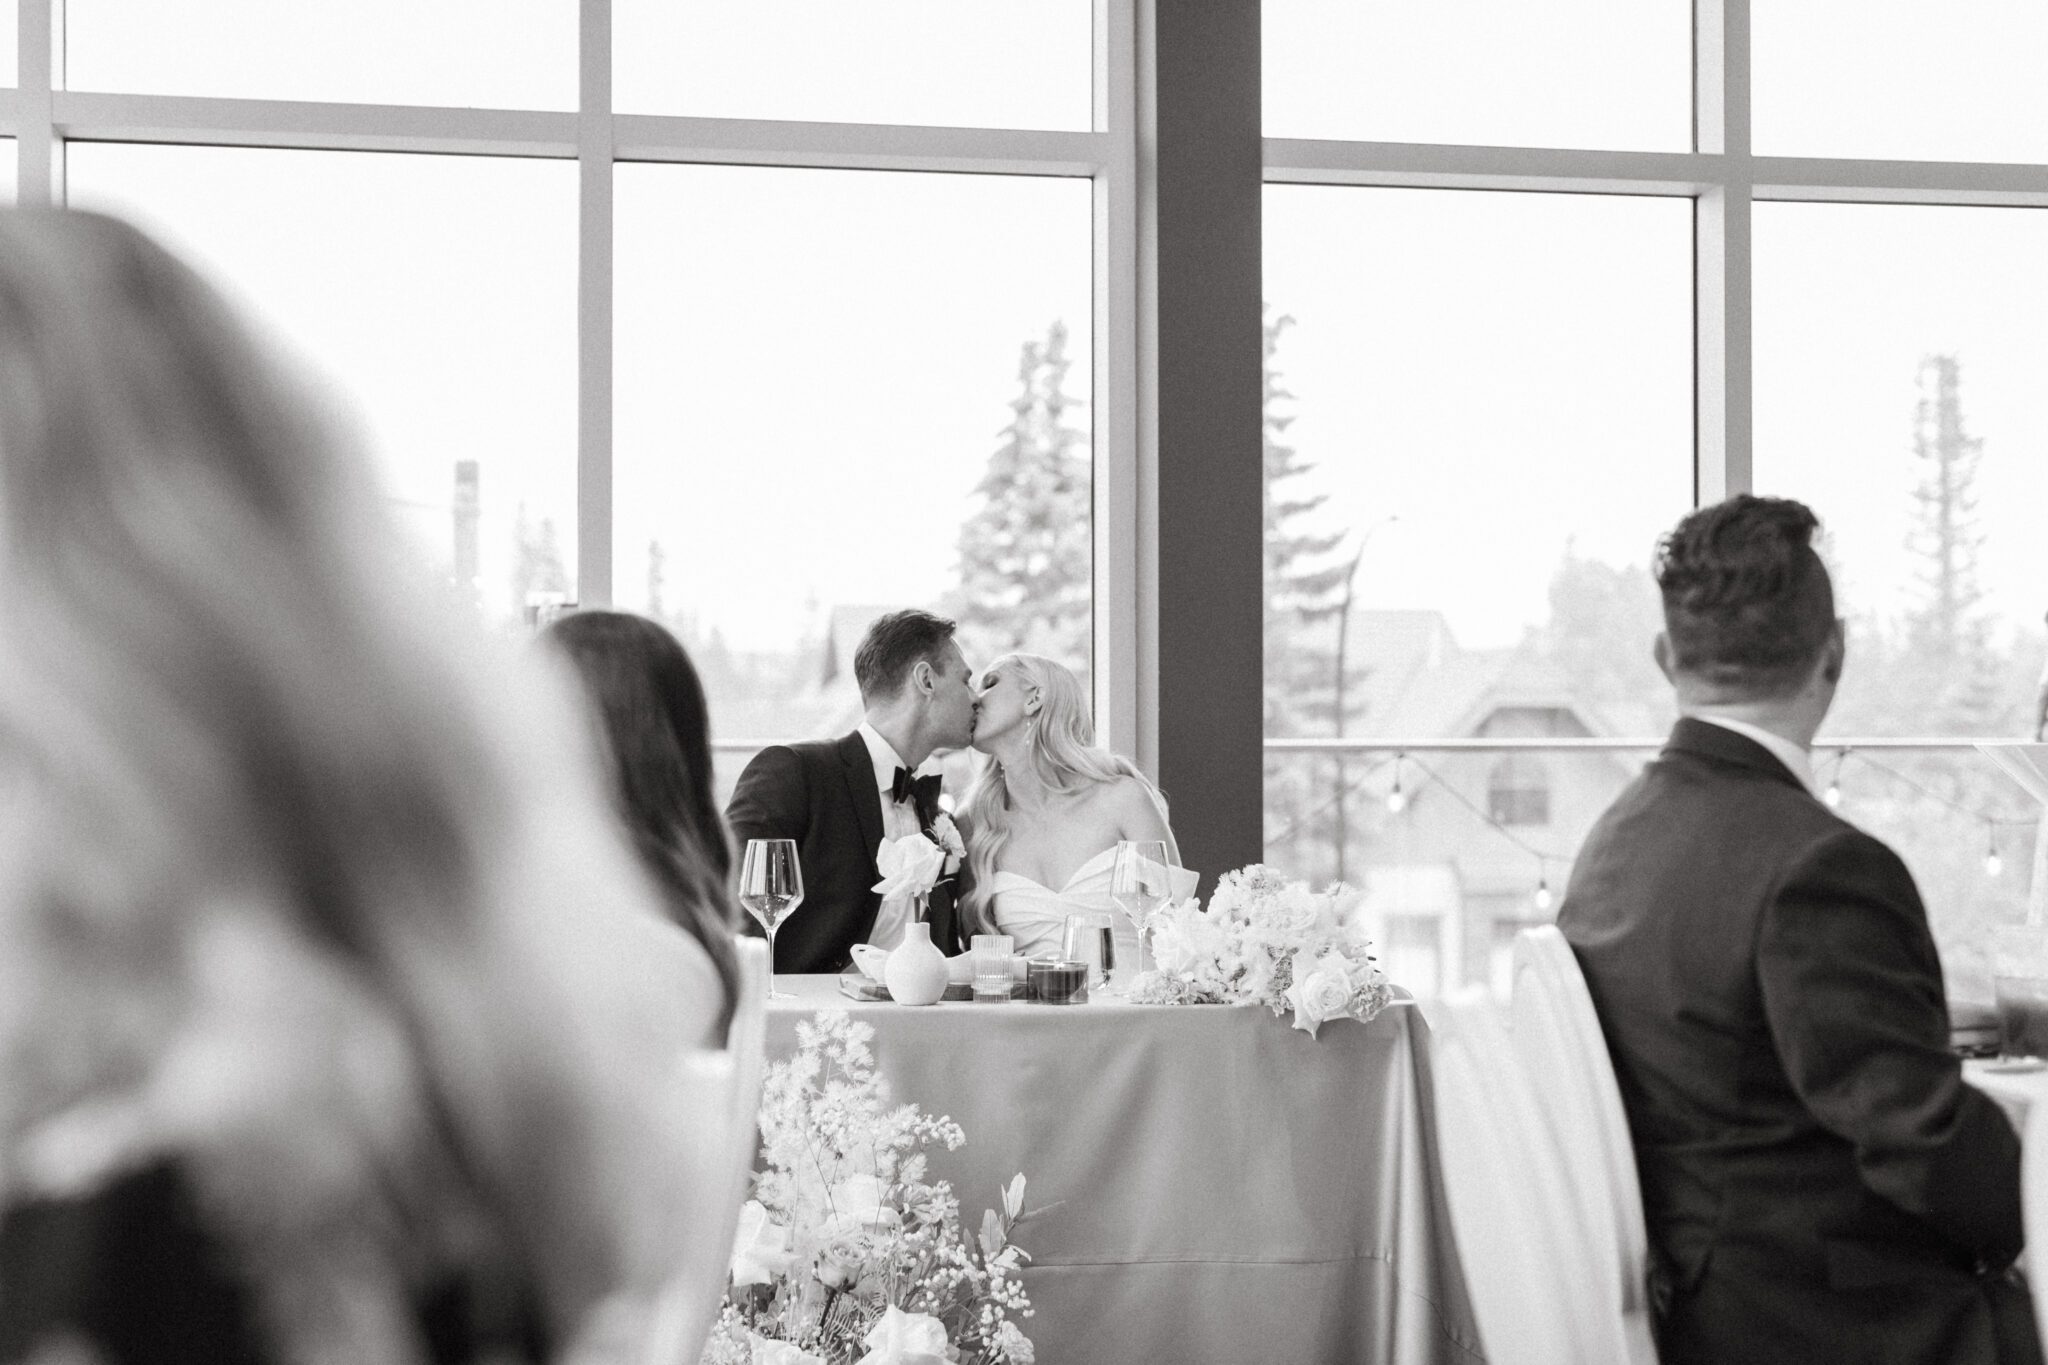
<box><xmin>762</xmin><ymin>976</ymin><xmax>1485</xmax><ymax>1365</ymax></box>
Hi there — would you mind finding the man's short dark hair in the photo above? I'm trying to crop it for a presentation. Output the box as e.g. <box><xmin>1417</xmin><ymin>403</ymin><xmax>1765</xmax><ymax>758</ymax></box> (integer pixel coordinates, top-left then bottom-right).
<box><xmin>1654</xmin><ymin>494</ymin><xmax>1836</xmax><ymax>700</ymax></box>
<box><xmin>854</xmin><ymin>609</ymin><xmax>959</xmax><ymax>702</ymax></box>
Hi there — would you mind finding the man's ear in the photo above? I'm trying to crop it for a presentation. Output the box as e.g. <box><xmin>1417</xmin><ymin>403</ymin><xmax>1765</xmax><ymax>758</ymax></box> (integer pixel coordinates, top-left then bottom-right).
<box><xmin>911</xmin><ymin>660</ymin><xmax>935</xmax><ymax>697</ymax></box>
<box><xmin>1821</xmin><ymin>619</ymin><xmax>1846</xmax><ymax>685</ymax></box>
<box><xmin>1652</xmin><ymin>632</ymin><xmax>1676</xmax><ymax>684</ymax></box>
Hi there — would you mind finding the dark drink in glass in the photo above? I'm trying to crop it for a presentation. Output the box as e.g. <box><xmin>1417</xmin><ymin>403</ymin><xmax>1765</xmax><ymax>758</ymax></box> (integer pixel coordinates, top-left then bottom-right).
<box><xmin>1994</xmin><ymin>975</ymin><xmax>2048</xmax><ymax>1058</ymax></box>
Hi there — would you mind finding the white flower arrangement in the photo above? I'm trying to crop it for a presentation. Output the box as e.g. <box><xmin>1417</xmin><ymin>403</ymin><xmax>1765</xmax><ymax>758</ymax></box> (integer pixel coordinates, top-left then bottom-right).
<box><xmin>1129</xmin><ymin>864</ymin><xmax>1395</xmax><ymax>1038</ymax></box>
<box><xmin>702</xmin><ymin>1012</ymin><xmax>1037</xmax><ymax>1365</ymax></box>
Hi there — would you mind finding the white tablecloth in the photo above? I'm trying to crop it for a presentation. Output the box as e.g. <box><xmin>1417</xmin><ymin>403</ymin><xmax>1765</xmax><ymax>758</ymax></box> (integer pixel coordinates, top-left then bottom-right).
<box><xmin>764</xmin><ymin>976</ymin><xmax>1485</xmax><ymax>1365</ymax></box>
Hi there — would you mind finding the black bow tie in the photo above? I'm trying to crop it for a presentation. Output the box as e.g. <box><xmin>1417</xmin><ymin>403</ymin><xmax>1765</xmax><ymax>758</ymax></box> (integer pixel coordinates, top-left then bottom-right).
<box><xmin>891</xmin><ymin>767</ymin><xmax>943</xmax><ymax>816</ymax></box>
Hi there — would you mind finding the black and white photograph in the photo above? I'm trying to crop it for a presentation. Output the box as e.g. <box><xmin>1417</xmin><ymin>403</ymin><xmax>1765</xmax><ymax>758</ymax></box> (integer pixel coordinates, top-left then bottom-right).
<box><xmin>4</xmin><ymin>3</ymin><xmax>2048</xmax><ymax>1363</ymax></box>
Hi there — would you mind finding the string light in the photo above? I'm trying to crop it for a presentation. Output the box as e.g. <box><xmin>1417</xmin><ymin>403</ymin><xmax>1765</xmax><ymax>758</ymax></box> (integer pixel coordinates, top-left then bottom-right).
<box><xmin>1533</xmin><ymin>875</ymin><xmax>1554</xmax><ymax>914</ymax></box>
<box><xmin>1986</xmin><ymin>829</ymin><xmax>2003</xmax><ymax>879</ymax></box>
<box><xmin>1823</xmin><ymin>747</ymin><xmax>1846</xmax><ymax>809</ymax></box>
<box><xmin>1386</xmin><ymin>755</ymin><xmax>1407</xmax><ymax>814</ymax></box>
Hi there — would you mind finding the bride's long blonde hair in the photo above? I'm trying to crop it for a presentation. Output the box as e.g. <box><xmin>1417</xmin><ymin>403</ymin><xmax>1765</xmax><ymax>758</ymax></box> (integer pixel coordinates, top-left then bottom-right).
<box><xmin>960</xmin><ymin>654</ymin><xmax>1166</xmax><ymax>935</ymax></box>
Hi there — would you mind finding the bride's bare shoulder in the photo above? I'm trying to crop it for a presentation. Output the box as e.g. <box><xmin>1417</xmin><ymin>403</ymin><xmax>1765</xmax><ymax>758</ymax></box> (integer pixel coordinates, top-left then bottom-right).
<box><xmin>1102</xmin><ymin>773</ymin><xmax>1167</xmax><ymax>824</ymax></box>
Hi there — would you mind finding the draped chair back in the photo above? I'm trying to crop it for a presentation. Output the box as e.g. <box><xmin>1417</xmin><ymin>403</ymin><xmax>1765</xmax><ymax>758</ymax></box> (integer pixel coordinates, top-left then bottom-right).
<box><xmin>642</xmin><ymin>937</ymin><xmax>769</xmax><ymax>1364</ymax></box>
<box><xmin>2025</xmin><ymin>1095</ymin><xmax>2048</xmax><ymax>1350</ymax></box>
<box><xmin>1421</xmin><ymin>927</ymin><xmax>1658</xmax><ymax>1365</ymax></box>
<box><xmin>1510</xmin><ymin>926</ymin><xmax>1657</xmax><ymax>1364</ymax></box>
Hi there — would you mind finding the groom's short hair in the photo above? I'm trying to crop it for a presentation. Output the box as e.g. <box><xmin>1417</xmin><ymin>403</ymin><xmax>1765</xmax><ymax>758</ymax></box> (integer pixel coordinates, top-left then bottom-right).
<box><xmin>855</xmin><ymin>609</ymin><xmax>959</xmax><ymax>702</ymax></box>
<box><xmin>1655</xmin><ymin>494</ymin><xmax>1835</xmax><ymax>700</ymax></box>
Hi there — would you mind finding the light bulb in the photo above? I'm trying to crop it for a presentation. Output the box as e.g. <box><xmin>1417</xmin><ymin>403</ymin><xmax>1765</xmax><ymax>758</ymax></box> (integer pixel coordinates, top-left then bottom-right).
<box><xmin>1823</xmin><ymin>781</ymin><xmax>1842</xmax><ymax>809</ymax></box>
<box><xmin>1385</xmin><ymin>786</ymin><xmax>1407</xmax><ymax>815</ymax></box>
<box><xmin>1987</xmin><ymin>848</ymin><xmax>2004</xmax><ymax>878</ymax></box>
<box><xmin>1533</xmin><ymin>879</ymin><xmax>1554</xmax><ymax>913</ymax></box>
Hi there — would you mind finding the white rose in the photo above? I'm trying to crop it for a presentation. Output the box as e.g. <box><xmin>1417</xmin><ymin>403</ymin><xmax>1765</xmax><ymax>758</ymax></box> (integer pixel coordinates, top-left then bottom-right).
<box><xmin>751</xmin><ymin>1336</ymin><xmax>826</xmax><ymax>1365</ymax></box>
<box><xmin>928</xmin><ymin>813</ymin><xmax>966</xmax><ymax>873</ymax></box>
<box><xmin>1284</xmin><ymin>950</ymin><xmax>1358</xmax><ymax>1039</ymax></box>
<box><xmin>1147</xmin><ymin>902</ymin><xmax>1203</xmax><ymax>974</ymax></box>
<box><xmin>993</xmin><ymin>1320</ymin><xmax>1035</xmax><ymax>1364</ymax></box>
<box><xmin>829</xmin><ymin>1173</ymin><xmax>901</xmax><ymax>1231</ymax></box>
<box><xmin>729</xmin><ymin>1200</ymin><xmax>794</xmax><ymax>1289</ymax></box>
<box><xmin>1261</xmin><ymin>885</ymin><xmax>1321</xmax><ymax>935</ymax></box>
<box><xmin>855</xmin><ymin>1306</ymin><xmax>954</xmax><ymax>1365</ymax></box>
<box><xmin>873</xmin><ymin>833</ymin><xmax>946</xmax><ymax>899</ymax></box>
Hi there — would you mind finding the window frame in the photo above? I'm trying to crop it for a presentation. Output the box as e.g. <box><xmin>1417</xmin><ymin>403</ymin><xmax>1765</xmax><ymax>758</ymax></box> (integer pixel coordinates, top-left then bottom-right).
<box><xmin>1</xmin><ymin>0</ymin><xmax>1141</xmax><ymax>758</ymax></box>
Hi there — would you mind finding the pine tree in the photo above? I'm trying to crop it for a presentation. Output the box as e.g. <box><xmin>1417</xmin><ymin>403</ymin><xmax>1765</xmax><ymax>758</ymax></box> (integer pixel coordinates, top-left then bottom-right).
<box><xmin>510</xmin><ymin>501</ymin><xmax>571</xmax><ymax>610</ymax></box>
<box><xmin>1262</xmin><ymin>311</ymin><xmax>1352</xmax><ymax>737</ymax></box>
<box><xmin>647</xmin><ymin>539</ymin><xmax>668</xmax><ymax>622</ymax></box>
<box><xmin>1906</xmin><ymin>355</ymin><xmax>1990</xmax><ymax>660</ymax></box>
<box><xmin>951</xmin><ymin>321</ymin><xmax>1093</xmax><ymax>676</ymax></box>
<box><xmin>1898</xmin><ymin>354</ymin><xmax>2007</xmax><ymax>733</ymax></box>
<box><xmin>1260</xmin><ymin>311</ymin><xmax>1366</xmax><ymax>882</ymax></box>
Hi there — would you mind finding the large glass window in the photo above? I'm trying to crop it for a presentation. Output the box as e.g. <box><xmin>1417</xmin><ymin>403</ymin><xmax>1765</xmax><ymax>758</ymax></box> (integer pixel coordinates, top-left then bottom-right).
<box><xmin>66</xmin><ymin>0</ymin><xmax>576</xmax><ymax>109</ymax></box>
<box><xmin>1260</xmin><ymin>187</ymin><xmax>1691</xmax><ymax>738</ymax></box>
<box><xmin>1754</xmin><ymin>2</ymin><xmax>2048</xmax><ymax>163</ymax></box>
<box><xmin>1754</xmin><ymin>202</ymin><xmax>2048</xmax><ymax>740</ymax></box>
<box><xmin>0</xmin><ymin>2</ymin><xmax>16</xmax><ymax>85</ymax></box>
<box><xmin>1263</xmin><ymin>0</ymin><xmax>1691</xmax><ymax>150</ymax></box>
<box><xmin>614</xmin><ymin>164</ymin><xmax>1092</xmax><ymax>753</ymax></box>
<box><xmin>68</xmin><ymin>145</ymin><xmax>580</xmax><ymax>626</ymax></box>
<box><xmin>1262</xmin><ymin>186</ymin><xmax>1692</xmax><ymax>992</ymax></box>
<box><xmin>613</xmin><ymin>0</ymin><xmax>1091</xmax><ymax>129</ymax></box>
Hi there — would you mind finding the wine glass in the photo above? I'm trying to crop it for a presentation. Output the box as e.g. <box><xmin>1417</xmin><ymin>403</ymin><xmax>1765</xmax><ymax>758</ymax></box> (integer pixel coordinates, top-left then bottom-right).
<box><xmin>739</xmin><ymin>838</ymin><xmax>805</xmax><ymax>1001</ymax></box>
<box><xmin>1109</xmin><ymin>840</ymin><xmax>1173</xmax><ymax>992</ymax></box>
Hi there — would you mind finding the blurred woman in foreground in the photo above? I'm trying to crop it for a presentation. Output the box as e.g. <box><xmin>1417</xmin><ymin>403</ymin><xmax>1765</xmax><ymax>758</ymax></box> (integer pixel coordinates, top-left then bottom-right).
<box><xmin>0</xmin><ymin>208</ymin><xmax>717</xmax><ymax>1364</ymax></box>
<box><xmin>544</xmin><ymin>609</ymin><xmax>742</xmax><ymax>1043</ymax></box>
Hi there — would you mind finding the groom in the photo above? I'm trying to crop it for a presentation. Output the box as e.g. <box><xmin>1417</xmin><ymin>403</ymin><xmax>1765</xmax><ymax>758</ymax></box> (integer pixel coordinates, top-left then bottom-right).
<box><xmin>727</xmin><ymin>608</ymin><xmax>978</xmax><ymax>974</ymax></box>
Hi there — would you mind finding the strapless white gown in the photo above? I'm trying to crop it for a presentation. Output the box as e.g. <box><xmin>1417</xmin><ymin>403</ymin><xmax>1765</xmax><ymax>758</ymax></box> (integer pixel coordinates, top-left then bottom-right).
<box><xmin>989</xmin><ymin>848</ymin><xmax>1199</xmax><ymax>964</ymax></box>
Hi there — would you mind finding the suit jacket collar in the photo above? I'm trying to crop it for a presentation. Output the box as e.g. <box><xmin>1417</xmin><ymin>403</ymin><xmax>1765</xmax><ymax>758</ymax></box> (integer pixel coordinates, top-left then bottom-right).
<box><xmin>837</xmin><ymin>730</ymin><xmax>887</xmax><ymax>870</ymax></box>
<box><xmin>1664</xmin><ymin>715</ymin><xmax>1809</xmax><ymax>795</ymax></box>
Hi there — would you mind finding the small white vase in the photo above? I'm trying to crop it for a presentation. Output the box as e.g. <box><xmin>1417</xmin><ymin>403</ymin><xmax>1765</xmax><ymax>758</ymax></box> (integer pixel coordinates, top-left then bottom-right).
<box><xmin>885</xmin><ymin>920</ymin><xmax>949</xmax><ymax>1006</ymax></box>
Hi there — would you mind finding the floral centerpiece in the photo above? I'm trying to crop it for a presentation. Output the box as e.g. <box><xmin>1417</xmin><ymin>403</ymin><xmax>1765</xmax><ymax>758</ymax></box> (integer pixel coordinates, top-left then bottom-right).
<box><xmin>703</xmin><ymin>1012</ymin><xmax>1037</xmax><ymax>1365</ymax></box>
<box><xmin>1130</xmin><ymin>864</ymin><xmax>1395</xmax><ymax>1038</ymax></box>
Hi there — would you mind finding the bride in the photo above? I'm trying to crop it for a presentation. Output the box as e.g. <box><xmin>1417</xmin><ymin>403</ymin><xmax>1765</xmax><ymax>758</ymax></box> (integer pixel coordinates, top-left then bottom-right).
<box><xmin>960</xmin><ymin>653</ymin><xmax>1189</xmax><ymax>965</ymax></box>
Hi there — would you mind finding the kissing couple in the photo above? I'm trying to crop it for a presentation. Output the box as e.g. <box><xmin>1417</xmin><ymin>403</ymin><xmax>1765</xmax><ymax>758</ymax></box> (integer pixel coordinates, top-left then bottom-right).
<box><xmin>726</xmin><ymin>608</ymin><xmax>1187</xmax><ymax>974</ymax></box>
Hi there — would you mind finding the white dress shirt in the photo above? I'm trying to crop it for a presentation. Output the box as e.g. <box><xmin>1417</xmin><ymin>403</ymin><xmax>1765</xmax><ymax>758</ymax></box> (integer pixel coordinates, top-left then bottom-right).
<box><xmin>1691</xmin><ymin>713</ymin><xmax>1817</xmax><ymax>798</ymax></box>
<box><xmin>857</xmin><ymin>720</ymin><xmax>933</xmax><ymax>950</ymax></box>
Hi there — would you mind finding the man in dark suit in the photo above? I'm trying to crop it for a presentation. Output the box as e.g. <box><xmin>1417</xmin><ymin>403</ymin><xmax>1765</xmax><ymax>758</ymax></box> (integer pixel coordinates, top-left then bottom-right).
<box><xmin>727</xmin><ymin>609</ymin><xmax>978</xmax><ymax>973</ymax></box>
<box><xmin>1559</xmin><ymin>495</ymin><xmax>2036</xmax><ymax>1365</ymax></box>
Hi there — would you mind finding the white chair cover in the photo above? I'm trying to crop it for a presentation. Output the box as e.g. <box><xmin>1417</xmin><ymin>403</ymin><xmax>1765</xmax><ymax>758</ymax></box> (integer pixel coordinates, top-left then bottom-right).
<box><xmin>1511</xmin><ymin>926</ymin><xmax>1658</xmax><ymax>1364</ymax></box>
<box><xmin>641</xmin><ymin>936</ymin><xmax>769</xmax><ymax>1365</ymax></box>
<box><xmin>1425</xmin><ymin>986</ymin><xmax>1591</xmax><ymax>1365</ymax></box>
<box><xmin>2024</xmin><ymin>1093</ymin><xmax>2048</xmax><ymax>1346</ymax></box>
<box><xmin>1421</xmin><ymin>926</ymin><xmax>1657</xmax><ymax>1365</ymax></box>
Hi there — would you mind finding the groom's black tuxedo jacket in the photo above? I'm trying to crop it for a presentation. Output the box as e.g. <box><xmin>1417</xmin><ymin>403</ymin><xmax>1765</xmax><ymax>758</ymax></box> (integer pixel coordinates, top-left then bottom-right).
<box><xmin>726</xmin><ymin>731</ymin><xmax>966</xmax><ymax>974</ymax></box>
<box><xmin>1559</xmin><ymin>718</ymin><xmax>2033</xmax><ymax>1365</ymax></box>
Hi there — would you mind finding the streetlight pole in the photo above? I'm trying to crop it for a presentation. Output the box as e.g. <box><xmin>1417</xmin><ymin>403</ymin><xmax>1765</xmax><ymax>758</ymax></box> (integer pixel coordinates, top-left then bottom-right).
<box><xmin>1332</xmin><ymin>514</ymin><xmax>1396</xmax><ymax>882</ymax></box>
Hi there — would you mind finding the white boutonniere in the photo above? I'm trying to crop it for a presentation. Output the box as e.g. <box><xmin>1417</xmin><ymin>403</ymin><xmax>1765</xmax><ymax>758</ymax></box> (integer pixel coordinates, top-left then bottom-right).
<box><xmin>873</xmin><ymin>833</ymin><xmax>946</xmax><ymax>902</ymax></box>
<box><xmin>928</xmin><ymin>812</ymin><xmax>965</xmax><ymax>876</ymax></box>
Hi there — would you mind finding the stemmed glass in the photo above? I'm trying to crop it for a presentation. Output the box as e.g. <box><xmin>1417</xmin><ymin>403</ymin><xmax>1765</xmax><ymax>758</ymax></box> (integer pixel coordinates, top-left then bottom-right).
<box><xmin>1109</xmin><ymin>840</ymin><xmax>1173</xmax><ymax>994</ymax></box>
<box><xmin>739</xmin><ymin>838</ymin><xmax>805</xmax><ymax>1001</ymax></box>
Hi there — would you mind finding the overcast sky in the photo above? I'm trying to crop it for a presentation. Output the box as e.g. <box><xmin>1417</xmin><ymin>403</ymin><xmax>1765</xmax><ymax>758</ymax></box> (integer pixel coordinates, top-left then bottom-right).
<box><xmin>30</xmin><ymin>0</ymin><xmax>2048</xmax><ymax>658</ymax></box>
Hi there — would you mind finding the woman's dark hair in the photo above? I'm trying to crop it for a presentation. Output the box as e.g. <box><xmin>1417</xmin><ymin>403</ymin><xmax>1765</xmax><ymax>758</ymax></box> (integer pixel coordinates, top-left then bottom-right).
<box><xmin>545</xmin><ymin>611</ymin><xmax>740</xmax><ymax>1036</ymax></box>
<box><xmin>1654</xmin><ymin>494</ymin><xmax>1836</xmax><ymax>700</ymax></box>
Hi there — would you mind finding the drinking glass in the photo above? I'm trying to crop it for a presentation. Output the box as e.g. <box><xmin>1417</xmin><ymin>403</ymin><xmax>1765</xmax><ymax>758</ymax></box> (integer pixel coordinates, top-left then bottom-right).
<box><xmin>739</xmin><ymin>838</ymin><xmax>805</xmax><ymax>1001</ymax></box>
<box><xmin>1994</xmin><ymin>924</ymin><xmax>2048</xmax><ymax>1059</ymax></box>
<box><xmin>1061</xmin><ymin>911</ymin><xmax>1117</xmax><ymax>989</ymax></box>
<box><xmin>971</xmin><ymin>933</ymin><xmax>1016</xmax><ymax>1000</ymax></box>
<box><xmin>1110</xmin><ymin>840</ymin><xmax>1174</xmax><ymax>991</ymax></box>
